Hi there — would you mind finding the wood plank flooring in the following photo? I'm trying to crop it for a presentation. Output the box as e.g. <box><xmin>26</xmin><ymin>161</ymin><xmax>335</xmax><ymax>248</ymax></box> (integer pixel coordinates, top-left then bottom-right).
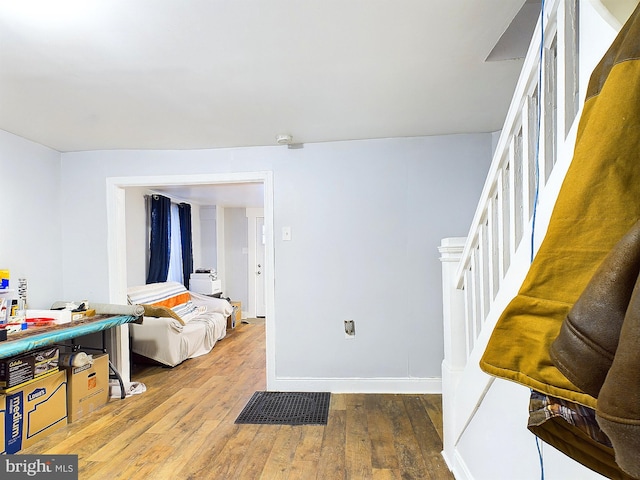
<box><xmin>20</xmin><ymin>321</ymin><xmax>454</xmax><ymax>479</ymax></box>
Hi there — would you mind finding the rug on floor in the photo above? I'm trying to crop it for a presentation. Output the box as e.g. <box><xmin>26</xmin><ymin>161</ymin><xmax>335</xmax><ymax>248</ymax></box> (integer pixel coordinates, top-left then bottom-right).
<box><xmin>235</xmin><ymin>391</ymin><xmax>331</xmax><ymax>425</ymax></box>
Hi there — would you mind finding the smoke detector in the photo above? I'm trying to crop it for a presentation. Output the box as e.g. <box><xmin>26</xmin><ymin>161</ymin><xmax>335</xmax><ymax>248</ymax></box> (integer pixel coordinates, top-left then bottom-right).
<box><xmin>276</xmin><ymin>134</ymin><xmax>293</xmax><ymax>145</ymax></box>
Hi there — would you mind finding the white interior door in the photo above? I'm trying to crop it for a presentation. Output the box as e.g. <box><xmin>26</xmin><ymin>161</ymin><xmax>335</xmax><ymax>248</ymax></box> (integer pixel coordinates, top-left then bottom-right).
<box><xmin>255</xmin><ymin>217</ymin><xmax>266</xmax><ymax>317</ymax></box>
<box><xmin>246</xmin><ymin>208</ymin><xmax>266</xmax><ymax>318</ymax></box>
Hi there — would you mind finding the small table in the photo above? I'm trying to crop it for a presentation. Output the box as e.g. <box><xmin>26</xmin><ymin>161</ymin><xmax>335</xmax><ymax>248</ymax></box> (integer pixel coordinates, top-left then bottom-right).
<box><xmin>0</xmin><ymin>314</ymin><xmax>139</xmax><ymax>398</ymax></box>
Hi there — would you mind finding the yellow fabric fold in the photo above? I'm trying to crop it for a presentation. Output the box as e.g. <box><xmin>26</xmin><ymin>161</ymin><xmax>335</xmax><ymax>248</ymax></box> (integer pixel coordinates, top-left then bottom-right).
<box><xmin>142</xmin><ymin>304</ymin><xmax>186</xmax><ymax>325</ymax></box>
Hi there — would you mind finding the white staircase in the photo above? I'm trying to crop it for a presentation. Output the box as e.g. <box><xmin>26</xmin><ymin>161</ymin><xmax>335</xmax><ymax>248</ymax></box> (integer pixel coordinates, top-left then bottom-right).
<box><xmin>439</xmin><ymin>1</ymin><xmax>633</xmax><ymax>478</ymax></box>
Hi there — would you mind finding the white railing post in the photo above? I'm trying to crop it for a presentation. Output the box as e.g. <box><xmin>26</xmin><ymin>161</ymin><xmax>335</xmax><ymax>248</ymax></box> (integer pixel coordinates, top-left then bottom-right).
<box><xmin>439</xmin><ymin>237</ymin><xmax>467</xmax><ymax>469</ymax></box>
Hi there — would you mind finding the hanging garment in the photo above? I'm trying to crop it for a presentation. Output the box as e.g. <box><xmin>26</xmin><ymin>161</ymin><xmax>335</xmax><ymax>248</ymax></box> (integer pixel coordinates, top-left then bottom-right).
<box><xmin>480</xmin><ymin>0</ymin><xmax>640</xmax><ymax>408</ymax></box>
<box><xmin>550</xmin><ymin>219</ymin><xmax>640</xmax><ymax>399</ymax></box>
<box><xmin>526</xmin><ymin>392</ymin><xmax>632</xmax><ymax>480</ymax></box>
<box><xmin>596</xmin><ymin>268</ymin><xmax>640</xmax><ymax>478</ymax></box>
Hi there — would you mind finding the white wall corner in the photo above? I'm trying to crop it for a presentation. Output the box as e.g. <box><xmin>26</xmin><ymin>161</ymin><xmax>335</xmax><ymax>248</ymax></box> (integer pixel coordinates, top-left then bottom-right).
<box><xmin>450</xmin><ymin>449</ymin><xmax>474</xmax><ymax>480</ymax></box>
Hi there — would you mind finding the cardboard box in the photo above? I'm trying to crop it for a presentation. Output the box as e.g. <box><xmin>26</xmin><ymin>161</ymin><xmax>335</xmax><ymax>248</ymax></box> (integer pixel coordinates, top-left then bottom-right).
<box><xmin>0</xmin><ymin>347</ymin><xmax>59</xmax><ymax>390</ymax></box>
<box><xmin>231</xmin><ymin>301</ymin><xmax>241</xmax><ymax>322</ymax></box>
<box><xmin>0</xmin><ymin>369</ymin><xmax>68</xmax><ymax>453</ymax></box>
<box><xmin>65</xmin><ymin>353</ymin><xmax>109</xmax><ymax>423</ymax></box>
<box><xmin>227</xmin><ymin>301</ymin><xmax>241</xmax><ymax>329</ymax></box>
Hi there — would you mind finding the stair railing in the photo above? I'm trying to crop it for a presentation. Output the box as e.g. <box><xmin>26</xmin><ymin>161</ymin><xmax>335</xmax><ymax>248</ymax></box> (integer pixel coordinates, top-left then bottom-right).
<box><xmin>454</xmin><ymin>0</ymin><xmax>579</xmax><ymax>370</ymax></box>
<box><xmin>440</xmin><ymin>0</ymin><xmax>583</xmax><ymax>465</ymax></box>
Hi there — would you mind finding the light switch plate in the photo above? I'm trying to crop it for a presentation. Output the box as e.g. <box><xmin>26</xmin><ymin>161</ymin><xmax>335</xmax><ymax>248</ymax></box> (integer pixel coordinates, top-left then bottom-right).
<box><xmin>282</xmin><ymin>226</ymin><xmax>292</xmax><ymax>241</ymax></box>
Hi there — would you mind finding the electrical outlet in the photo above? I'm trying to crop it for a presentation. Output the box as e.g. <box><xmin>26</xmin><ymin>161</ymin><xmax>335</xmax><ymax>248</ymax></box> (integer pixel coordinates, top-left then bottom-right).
<box><xmin>344</xmin><ymin>320</ymin><xmax>355</xmax><ymax>338</ymax></box>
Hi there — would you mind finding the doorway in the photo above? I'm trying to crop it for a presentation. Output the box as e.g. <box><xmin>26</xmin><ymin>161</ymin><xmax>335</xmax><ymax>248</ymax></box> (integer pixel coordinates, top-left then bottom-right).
<box><xmin>106</xmin><ymin>172</ymin><xmax>275</xmax><ymax>389</ymax></box>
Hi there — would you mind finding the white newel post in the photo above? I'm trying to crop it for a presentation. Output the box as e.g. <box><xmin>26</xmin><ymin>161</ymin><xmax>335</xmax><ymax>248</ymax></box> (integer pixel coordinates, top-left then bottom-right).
<box><xmin>439</xmin><ymin>237</ymin><xmax>467</xmax><ymax>470</ymax></box>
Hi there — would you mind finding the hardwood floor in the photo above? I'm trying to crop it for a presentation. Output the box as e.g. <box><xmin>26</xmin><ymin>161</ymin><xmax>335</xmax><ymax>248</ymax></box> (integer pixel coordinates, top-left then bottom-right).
<box><xmin>21</xmin><ymin>322</ymin><xmax>454</xmax><ymax>479</ymax></box>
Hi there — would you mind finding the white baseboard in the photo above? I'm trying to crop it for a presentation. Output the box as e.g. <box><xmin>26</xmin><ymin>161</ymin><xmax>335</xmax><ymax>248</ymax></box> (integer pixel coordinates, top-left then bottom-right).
<box><xmin>451</xmin><ymin>449</ymin><xmax>473</xmax><ymax>480</ymax></box>
<box><xmin>269</xmin><ymin>376</ymin><xmax>442</xmax><ymax>394</ymax></box>
<box><xmin>442</xmin><ymin>449</ymin><xmax>455</xmax><ymax>472</ymax></box>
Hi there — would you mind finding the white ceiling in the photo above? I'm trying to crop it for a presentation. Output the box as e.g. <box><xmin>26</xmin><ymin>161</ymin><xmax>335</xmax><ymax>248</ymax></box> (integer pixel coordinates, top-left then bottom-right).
<box><xmin>148</xmin><ymin>182</ymin><xmax>265</xmax><ymax>208</ymax></box>
<box><xmin>0</xmin><ymin>0</ymin><xmax>540</xmax><ymax>154</ymax></box>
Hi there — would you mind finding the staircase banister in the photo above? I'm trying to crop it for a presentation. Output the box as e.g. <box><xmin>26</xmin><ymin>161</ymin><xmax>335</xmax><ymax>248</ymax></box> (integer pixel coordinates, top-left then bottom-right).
<box><xmin>454</xmin><ymin>5</ymin><xmax>549</xmax><ymax>287</ymax></box>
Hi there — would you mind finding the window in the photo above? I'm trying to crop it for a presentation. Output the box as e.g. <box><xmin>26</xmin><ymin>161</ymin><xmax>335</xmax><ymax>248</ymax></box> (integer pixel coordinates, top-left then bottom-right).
<box><xmin>167</xmin><ymin>203</ymin><xmax>184</xmax><ymax>283</ymax></box>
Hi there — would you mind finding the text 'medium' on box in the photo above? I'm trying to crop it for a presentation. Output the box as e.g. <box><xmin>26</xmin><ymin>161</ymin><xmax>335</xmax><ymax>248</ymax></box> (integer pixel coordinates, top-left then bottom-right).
<box><xmin>0</xmin><ymin>369</ymin><xmax>68</xmax><ymax>453</ymax></box>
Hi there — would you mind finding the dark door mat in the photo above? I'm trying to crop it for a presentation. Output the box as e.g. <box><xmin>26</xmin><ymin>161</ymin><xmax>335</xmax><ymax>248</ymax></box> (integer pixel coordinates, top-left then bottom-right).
<box><xmin>235</xmin><ymin>391</ymin><xmax>331</xmax><ymax>425</ymax></box>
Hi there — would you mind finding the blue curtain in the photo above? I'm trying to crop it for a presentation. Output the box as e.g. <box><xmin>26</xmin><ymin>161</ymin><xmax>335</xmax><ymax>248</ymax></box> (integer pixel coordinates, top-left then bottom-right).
<box><xmin>178</xmin><ymin>202</ymin><xmax>193</xmax><ymax>289</ymax></box>
<box><xmin>146</xmin><ymin>194</ymin><xmax>171</xmax><ymax>284</ymax></box>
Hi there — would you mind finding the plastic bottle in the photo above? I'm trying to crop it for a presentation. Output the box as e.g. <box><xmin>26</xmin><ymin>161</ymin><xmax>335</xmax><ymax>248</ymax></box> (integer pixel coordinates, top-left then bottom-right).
<box><xmin>0</xmin><ymin>298</ymin><xmax>6</xmax><ymax>323</ymax></box>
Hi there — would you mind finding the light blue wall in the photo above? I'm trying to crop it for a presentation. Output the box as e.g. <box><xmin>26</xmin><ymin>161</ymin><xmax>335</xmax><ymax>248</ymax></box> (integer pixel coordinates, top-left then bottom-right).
<box><xmin>58</xmin><ymin>134</ymin><xmax>491</xmax><ymax>385</ymax></box>
<box><xmin>0</xmin><ymin>130</ymin><xmax>62</xmax><ymax>309</ymax></box>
